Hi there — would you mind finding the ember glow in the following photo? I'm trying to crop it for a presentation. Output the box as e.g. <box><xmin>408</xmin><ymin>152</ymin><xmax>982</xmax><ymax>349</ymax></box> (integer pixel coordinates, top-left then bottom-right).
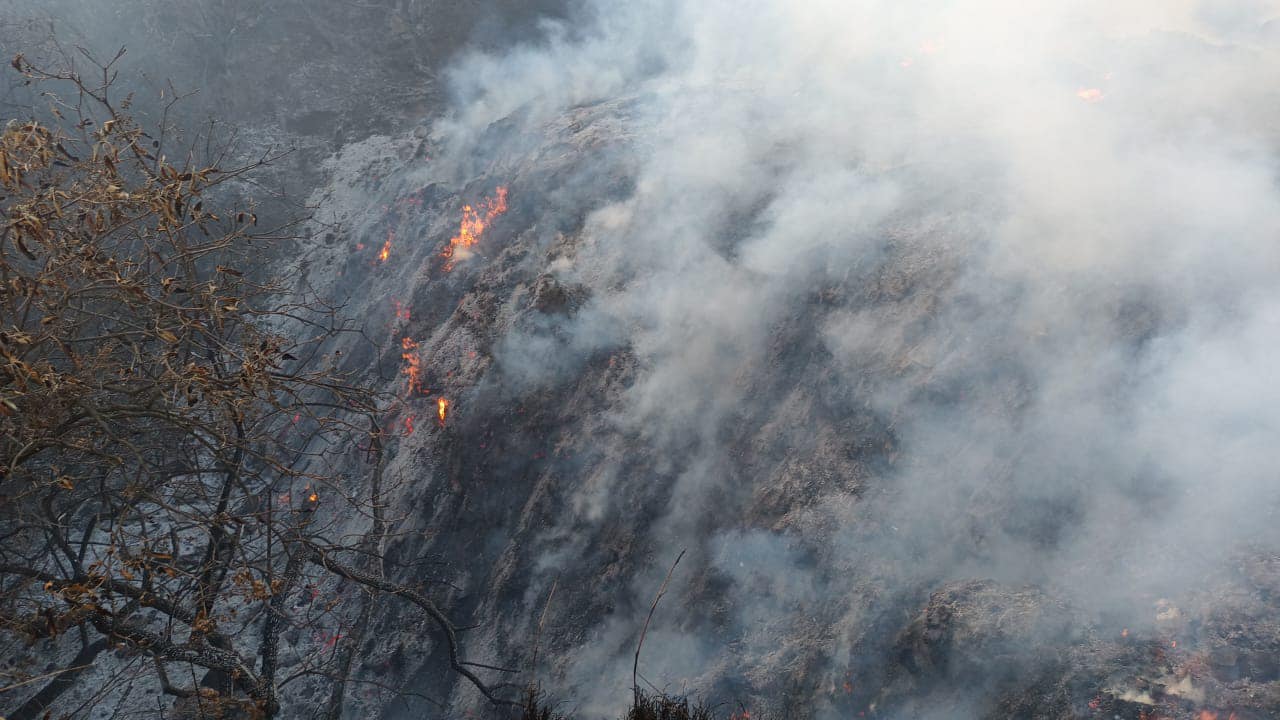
<box><xmin>442</xmin><ymin>186</ymin><xmax>508</xmax><ymax>269</ymax></box>
<box><xmin>437</xmin><ymin>397</ymin><xmax>450</xmax><ymax>426</ymax></box>
<box><xmin>401</xmin><ymin>337</ymin><xmax>424</xmax><ymax>395</ymax></box>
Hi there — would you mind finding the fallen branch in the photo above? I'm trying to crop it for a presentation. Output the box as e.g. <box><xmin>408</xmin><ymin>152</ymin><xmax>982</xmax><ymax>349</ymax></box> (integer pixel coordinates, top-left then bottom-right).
<box><xmin>305</xmin><ymin>547</ymin><xmax>519</xmax><ymax>707</ymax></box>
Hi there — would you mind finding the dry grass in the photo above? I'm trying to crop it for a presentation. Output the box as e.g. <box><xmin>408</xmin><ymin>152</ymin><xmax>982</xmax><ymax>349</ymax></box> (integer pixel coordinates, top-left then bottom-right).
<box><xmin>625</xmin><ymin>691</ymin><xmax>716</xmax><ymax>720</ymax></box>
<box><xmin>519</xmin><ymin>686</ymin><xmax>570</xmax><ymax>720</ymax></box>
<box><xmin>517</xmin><ymin>686</ymin><xmax>723</xmax><ymax>720</ymax></box>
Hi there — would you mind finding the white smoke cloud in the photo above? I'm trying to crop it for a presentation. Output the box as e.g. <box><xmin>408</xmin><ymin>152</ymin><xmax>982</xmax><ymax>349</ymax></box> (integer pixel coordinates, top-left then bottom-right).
<box><xmin>434</xmin><ymin>0</ymin><xmax>1280</xmax><ymax>716</ymax></box>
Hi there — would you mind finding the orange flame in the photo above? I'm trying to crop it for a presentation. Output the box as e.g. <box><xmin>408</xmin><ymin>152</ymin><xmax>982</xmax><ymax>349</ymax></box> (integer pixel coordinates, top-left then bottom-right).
<box><xmin>442</xmin><ymin>186</ymin><xmax>508</xmax><ymax>270</ymax></box>
<box><xmin>401</xmin><ymin>337</ymin><xmax>424</xmax><ymax>396</ymax></box>
<box><xmin>379</xmin><ymin>232</ymin><xmax>394</xmax><ymax>263</ymax></box>
<box><xmin>437</xmin><ymin>397</ymin><xmax>450</xmax><ymax>426</ymax></box>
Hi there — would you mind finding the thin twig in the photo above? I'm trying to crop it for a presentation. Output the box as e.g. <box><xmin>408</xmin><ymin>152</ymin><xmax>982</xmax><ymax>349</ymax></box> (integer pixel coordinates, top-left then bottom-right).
<box><xmin>0</xmin><ymin>663</ymin><xmax>95</xmax><ymax>694</ymax></box>
<box><xmin>530</xmin><ymin>576</ymin><xmax>558</xmax><ymax>685</ymax></box>
<box><xmin>633</xmin><ymin>549</ymin><xmax>686</xmax><ymax>708</ymax></box>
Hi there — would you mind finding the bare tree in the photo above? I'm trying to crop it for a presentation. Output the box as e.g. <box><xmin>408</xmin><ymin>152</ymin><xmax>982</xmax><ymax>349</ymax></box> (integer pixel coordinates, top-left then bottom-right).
<box><xmin>0</xmin><ymin>47</ymin><xmax>518</xmax><ymax>719</ymax></box>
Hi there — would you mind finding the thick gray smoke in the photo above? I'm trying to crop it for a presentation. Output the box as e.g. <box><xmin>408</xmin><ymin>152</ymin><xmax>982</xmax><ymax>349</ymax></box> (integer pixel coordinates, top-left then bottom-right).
<box><xmin>429</xmin><ymin>1</ymin><xmax>1280</xmax><ymax>716</ymax></box>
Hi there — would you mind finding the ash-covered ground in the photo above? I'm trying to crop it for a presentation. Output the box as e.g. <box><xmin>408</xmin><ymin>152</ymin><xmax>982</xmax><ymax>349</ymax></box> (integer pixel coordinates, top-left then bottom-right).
<box><xmin>6</xmin><ymin>2</ymin><xmax>1280</xmax><ymax>719</ymax></box>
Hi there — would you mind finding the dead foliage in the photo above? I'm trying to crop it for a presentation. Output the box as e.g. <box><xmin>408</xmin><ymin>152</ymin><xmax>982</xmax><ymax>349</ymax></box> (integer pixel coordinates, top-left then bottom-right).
<box><xmin>0</xmin><ymin>45</ymin><xmax>517</xmax><ymax>718</ymax></box>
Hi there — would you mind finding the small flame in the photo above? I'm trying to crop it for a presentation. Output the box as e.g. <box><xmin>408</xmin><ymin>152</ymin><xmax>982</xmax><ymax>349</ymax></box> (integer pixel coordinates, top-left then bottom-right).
<box><xmin>1077</xmin><ymin>87</ymin><xmax>1105</xmax><ymax>103</ymax></box>
<box><xmin>392</xmin><ymin>299</ymin><xmax>411</xmax><ymax>322</ymax></box>
<box><xmin>442</xmin><ymin>186</ymin><xmax>509</xmax><ymax>270</ymax></box>
<box><xmin>308</xmin><ymin>492</ymin><xmax>318</xmax><ymax>503</ymax></box>
<box><xmin>403</xmin><ymin>414</ymin><xmax>416</xmax><ymax>436</ymax></box>
<box><xmin>437</xmin><ymin>397</ymin><xmax>450</xmax><ymax>426</ymax></box>
<box><xmin>378</xmin><ymin>232</ymin><xmax>394</xmax><ymax>263</ymax></box>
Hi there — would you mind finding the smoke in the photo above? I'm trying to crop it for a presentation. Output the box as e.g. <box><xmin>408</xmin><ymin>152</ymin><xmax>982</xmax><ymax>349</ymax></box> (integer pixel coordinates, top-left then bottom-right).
<box><xmin>10</xmin><ymin>0</ymin><xmax>1277</xmax><ymax>715</ymax></box>
<box><xmin>430</xmin><ymin>0</ymin><xmax>1280</xmax><ymax>716</ymax></box>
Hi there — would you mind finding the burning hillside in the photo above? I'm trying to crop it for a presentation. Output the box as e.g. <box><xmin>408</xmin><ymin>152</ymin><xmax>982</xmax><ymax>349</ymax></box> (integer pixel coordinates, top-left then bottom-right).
<box><xmin>286</xmin><ymin>3</ymin><xmax>1280</xmax><ymax>718</ymax></box>
<box><xmin>4</xmin><ymin>2</ymin><xmax>1280</xmax><ymax>720</ymax></box>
